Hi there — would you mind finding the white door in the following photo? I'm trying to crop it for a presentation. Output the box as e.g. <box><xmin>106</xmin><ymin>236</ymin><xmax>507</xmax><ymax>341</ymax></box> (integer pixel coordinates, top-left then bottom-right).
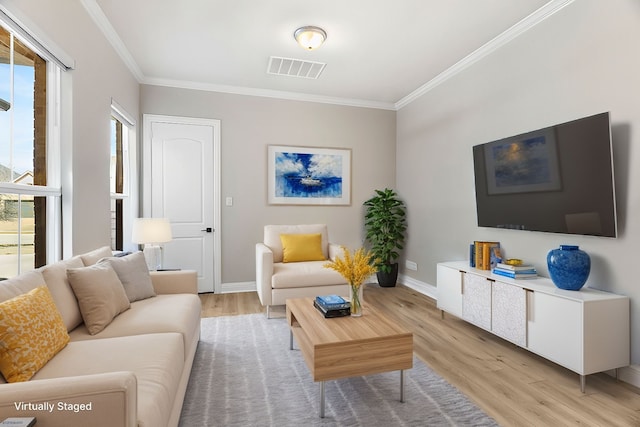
<box><xmin>142</xmin><ymin>115</ymin><xmax>221</xmax><ymax>293</ymax></box>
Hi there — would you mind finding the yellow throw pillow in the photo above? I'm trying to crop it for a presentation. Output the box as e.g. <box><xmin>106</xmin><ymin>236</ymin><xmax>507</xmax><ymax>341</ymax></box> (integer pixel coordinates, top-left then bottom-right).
<box><xmin>0</xmin><ymin>286</ymin><xmax>70</xmax><ymax>382</ymax></box>
<box><xmin>280</xmin><ymin>233</ymin><xmax>326</xmax><ymax>263</ymax></box>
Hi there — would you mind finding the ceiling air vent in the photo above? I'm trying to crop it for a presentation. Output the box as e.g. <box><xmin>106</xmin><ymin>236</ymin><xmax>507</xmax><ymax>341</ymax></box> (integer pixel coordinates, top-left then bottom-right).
<box><xmin>267</xmin><ymin>56</ymin><xmax>326</xmax><ymax>79</ymax></box>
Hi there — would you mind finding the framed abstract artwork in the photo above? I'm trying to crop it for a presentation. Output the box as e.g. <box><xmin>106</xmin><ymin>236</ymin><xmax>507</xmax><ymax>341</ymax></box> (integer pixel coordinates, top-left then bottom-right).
<box><xmin>267</xmin><ymin>145</ymin><xmax>351</xmax><ymax>205</ymax></box>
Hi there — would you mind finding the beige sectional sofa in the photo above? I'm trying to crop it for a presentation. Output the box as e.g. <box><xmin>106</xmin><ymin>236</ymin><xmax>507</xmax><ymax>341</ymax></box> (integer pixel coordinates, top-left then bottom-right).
<box><xmin>0</xmin><ymin>247</ymin><xmax>201</xmax><ymax>427</ymax></box>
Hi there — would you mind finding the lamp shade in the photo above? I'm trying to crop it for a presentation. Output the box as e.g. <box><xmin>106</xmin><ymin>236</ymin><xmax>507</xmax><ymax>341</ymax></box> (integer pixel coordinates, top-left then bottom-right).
<box><xmin>132</xmin><ymin>218</ymin><xmax>172</xmax><ymax>244</ymax></box>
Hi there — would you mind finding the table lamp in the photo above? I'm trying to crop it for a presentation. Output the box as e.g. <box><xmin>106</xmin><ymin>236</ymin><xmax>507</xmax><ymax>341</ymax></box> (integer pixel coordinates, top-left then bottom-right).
<box><xmin>131</xmin><ymin>218</ymin><xmax>172</xmax><ymax>270</ymax></box>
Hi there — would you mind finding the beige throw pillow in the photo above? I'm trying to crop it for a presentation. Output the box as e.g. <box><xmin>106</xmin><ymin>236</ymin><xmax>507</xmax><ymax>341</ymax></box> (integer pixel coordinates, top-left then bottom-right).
<box><xmin>99</xmin><ymin>252</ymin><xmax>156</xmax><ymax>302</ymax></box>
<box><xmin>67</xmin><ymin>263</ymin><xmax>130</xmax><ymax>335</ymax></box>
<box><xmin>79</xmin><ymin>246</ymin><xmax>114</xmax><ymax>266</ymax></box>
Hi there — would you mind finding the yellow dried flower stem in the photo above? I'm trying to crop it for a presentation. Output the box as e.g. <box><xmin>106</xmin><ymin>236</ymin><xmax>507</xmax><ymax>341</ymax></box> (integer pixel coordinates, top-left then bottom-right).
<box><xmin>324</xmin><ymin>246</ymin><xmax>378</xmax><ymax>288</ymax></box>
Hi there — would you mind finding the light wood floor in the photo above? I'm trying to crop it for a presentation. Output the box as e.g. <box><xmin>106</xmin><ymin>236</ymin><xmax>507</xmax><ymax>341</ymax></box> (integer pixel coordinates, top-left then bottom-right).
<box><xmin>199</xmin><ymin>285</ymin><xmax>640</xmax><ymax>426</ymax></box>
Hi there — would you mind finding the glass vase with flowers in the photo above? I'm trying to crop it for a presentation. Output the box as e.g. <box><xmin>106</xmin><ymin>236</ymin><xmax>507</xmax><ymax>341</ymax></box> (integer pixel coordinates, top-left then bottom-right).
<box><xmin>324</xmin><ymin>246</ymin><xmax>378</xmax><ymax>317</ymax></box>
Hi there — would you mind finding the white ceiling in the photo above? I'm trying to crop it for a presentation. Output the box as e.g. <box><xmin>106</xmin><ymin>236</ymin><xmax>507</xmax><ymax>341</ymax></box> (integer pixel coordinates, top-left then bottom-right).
<box><xmin>86</xmin><ymin>0</ymin><xmax>569</xmax><ymax>110</ymax></box>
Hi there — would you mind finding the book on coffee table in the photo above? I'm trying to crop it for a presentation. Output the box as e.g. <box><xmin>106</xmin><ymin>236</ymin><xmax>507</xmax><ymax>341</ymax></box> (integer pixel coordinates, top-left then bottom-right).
<box><xmin>315</xmin><ymin>295</ymin><xmax>350</xmax><ymax>311</ymax></box>
<box><xmin>313</xmin><ymin>300</ymin><xmax>350</xmax><ymax>318</ymax></box>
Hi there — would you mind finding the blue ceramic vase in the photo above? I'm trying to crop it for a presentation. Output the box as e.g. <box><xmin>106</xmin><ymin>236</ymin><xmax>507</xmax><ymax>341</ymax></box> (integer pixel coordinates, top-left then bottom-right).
<box><xmin>547</xmin><ymin>245</ymin><xmax>590</xmax><ymax>291</ymax></box>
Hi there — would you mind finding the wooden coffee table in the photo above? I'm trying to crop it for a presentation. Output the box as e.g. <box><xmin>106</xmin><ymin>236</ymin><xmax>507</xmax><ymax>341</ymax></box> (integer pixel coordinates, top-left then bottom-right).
<box><xmin>286</xmin><ymin>297</ymin><xmax>413</xmax><ymax>418</ymax></box>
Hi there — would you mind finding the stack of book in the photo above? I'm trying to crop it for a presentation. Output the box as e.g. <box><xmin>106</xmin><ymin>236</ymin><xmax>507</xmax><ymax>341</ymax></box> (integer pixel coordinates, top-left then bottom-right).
<box><xmin>314</xmin><ymin>295</ymin><xmax>350</xmax><ymax>318</ymax></box>
<box><xmin>470</xmin><ymin>241</ymin><xmax>502</xmax><ymax>270</ymax></box>
<box><xmin>492</xmin><ymin>262</ymin><xmax>538</xmax><ymax>279</ymax></box>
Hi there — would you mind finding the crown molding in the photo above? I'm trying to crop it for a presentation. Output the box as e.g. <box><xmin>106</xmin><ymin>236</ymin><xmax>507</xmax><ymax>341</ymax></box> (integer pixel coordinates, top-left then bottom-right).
<box><xmin>395</xmin><ymin>0</ymin><xmax>576</xmax><ymax>110</ymax></box>
<box><xmin>142</xmin><ymin>77</ymin><xmax>397</xmax><ymax>110</ymax></box>
<box><xmin>81</xmin><ymin>0</ymin><xmax>144</xmax><ymax>82</ymax></box>
<box><xmin>83</xmin><ymin>0</ymin><xmax>574</xmax><ymax>111</ymax></box>
<box><xmin>80</xmin><ymin>0</ymin><xmax>395</xmax><ymax>110</ymax></box>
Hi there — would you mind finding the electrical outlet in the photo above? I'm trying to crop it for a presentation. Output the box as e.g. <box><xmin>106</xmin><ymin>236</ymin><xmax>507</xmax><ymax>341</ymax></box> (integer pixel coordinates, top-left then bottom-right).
<box><xmin>405</xmin><ymin>260</ymin><xmax>418</xmax><ymax>271</ymax></box>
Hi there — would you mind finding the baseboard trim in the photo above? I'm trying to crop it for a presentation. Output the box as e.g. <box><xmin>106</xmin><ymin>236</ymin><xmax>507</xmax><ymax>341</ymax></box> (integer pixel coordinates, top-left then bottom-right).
<box><xmin>618</xmin><ymin>365</ymin><xmax>640</xmax><ymax>389</ymax></box>
<box><xmin>399</xmin><ymin>274</ymin><xmax>437</xmax><ymax>300</ymax></box>
<box><xmin>220</xmin><ymin>281</ymin><xmax>256</xmax><ymax>294</ymax></box>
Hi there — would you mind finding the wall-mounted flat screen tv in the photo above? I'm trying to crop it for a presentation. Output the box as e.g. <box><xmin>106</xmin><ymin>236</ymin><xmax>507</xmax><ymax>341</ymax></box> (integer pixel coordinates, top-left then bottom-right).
<box><xmin>472</xmin><ymin>112</ymin><xmax>617</xmax><ymax>237</ymax></box>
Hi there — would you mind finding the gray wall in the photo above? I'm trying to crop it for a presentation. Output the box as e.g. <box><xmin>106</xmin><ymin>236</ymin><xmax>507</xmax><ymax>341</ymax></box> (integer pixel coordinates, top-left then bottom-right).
<box><xmin>397</xmin><ymin>0</ymin><xmax>640</xmax><ymax>363</ymax></box>
<box><xmin>140</xmin><ymin>86</ymin><xmax>396</xmax><ymax>284</ymax></box>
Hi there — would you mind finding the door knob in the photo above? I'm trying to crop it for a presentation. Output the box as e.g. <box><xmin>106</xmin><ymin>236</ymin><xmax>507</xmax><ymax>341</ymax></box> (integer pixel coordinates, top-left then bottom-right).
<box><xmin>201</xmin><ymin>227</ymin><xmax>213</xmax><ymax>233</ymax></box>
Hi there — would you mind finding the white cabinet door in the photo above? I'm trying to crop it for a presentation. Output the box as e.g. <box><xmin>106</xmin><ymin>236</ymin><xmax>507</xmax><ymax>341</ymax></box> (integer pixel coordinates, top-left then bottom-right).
<box><xmin>528</xmin><ymin>291</ymin><xmax>582</xmax><ymax>372</ymax></box>
<box><xmin>437</xmin><ymin>264</ymin><xmax>463</xmax><ymax>317</ymax></box>
<box><xmin>492</xmin><ymin>281</ymin><xmax>527</xmax><ymax>347</ymax></box>
<box><xmin>462</xmin><ymin>273</ymin><xmax>491</xmax><ymax>330</ymax></box>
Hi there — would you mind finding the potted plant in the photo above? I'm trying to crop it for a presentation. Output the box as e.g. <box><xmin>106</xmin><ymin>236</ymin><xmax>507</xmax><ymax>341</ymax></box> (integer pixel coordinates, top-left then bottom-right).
<box><xmin>363</xmin><ymin>188</ymin><xmax>407</xmax><ymax>287</ymax></box>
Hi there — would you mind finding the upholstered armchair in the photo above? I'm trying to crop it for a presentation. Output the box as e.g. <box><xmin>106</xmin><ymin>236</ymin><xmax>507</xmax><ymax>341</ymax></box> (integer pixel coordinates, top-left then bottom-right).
<box><xmin>256</xmin><ymin>224</ymin><xmax>349</xmax><ymax>317</ymax></box>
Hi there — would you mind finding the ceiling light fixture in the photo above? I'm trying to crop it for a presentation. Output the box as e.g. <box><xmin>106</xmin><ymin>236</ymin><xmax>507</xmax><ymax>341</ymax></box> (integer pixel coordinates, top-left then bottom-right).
<box><xmin>294</xmin><ymin>26</ymin><xmax>327</xmax><ymax>50</ymax></box>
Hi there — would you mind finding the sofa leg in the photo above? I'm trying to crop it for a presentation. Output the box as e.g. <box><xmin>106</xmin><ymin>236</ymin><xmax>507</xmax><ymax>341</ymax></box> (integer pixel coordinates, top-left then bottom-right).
<box><xmin>266</xmin><ymin>305</ymin><xmax>271</xmax><ymax>319</ymax></box>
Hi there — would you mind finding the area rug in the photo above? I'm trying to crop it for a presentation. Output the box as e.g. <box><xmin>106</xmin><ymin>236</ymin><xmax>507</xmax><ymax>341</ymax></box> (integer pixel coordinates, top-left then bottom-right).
<box><xmin>179</xmin><ymin>314</ymin><xmax>498</xmax><ymax>427</ymax></box>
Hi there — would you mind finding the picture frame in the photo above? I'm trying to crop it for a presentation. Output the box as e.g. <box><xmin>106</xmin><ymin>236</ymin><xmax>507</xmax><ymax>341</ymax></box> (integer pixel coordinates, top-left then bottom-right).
<box><xmin>267</xmin><ymin>145</ymin><xmax>351</xmax><ymax>205</ymax></box>
<box><xmin>484</xmin><ymin>128</ymin><xmax>561</xmax><ymax>195</ymax></box>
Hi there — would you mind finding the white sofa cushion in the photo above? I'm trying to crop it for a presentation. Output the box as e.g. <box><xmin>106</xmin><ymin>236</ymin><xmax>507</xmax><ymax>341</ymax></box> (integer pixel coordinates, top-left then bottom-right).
<box><xmin>0</xmin><ymin>270</ymin><xmax>45</xmax><ymax>303</ymax></box>
<box><xmin>79</xmin><ymin>246</ymin><xmax>113</xmax><ymax>266</ymax></box>
<box><xmin>271</xmin><ymin>261</ymin><xmax>346</xmax><ymax>289</ymax></box>
<box><xmin>38</xmin><ymin>257</ymin><xmax>85</xmax><ymax>332</ymax></box>
<box><xmin>68</xmin><ymin>294</ymin><xmax>201</xmax><ymax>359</ymax></box>
<box><xmin>32</xmin><ymin>333</ymin><xmax>184</xmax><ymax>427</ymax></box>
<box><xmin>264</xmin><ymin>224</ymin><xmax>329</xmax><ymax>263</ymax></box>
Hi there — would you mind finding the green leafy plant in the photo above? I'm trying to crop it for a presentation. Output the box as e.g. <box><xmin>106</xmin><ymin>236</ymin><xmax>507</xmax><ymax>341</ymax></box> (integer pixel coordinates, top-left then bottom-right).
<box><xmin>363</xmin><ymin>188</ymin><xmax>407</xmax><ymax>274</ymax></box>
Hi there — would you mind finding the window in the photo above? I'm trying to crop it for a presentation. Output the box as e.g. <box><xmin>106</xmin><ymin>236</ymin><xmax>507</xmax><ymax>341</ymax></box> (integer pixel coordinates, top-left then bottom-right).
<box><xmin>110</xmin><ymin>116</ymin><xmax>125</xmax><ymax>250</ymax></box>
<box><xmin>110</xmin><ymin>102</ymin><xmax>137</xmax><ymax>252</ymax></box>
<box><xmin>0</xmin><ymin>23</ymin><xmax>61</xmax><ymax>277</ymax></box>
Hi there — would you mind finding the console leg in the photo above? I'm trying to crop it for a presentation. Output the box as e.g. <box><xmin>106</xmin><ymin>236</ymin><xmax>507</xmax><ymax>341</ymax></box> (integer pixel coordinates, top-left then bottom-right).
<box><xmin>289</xmin><ymin>331</ymin><xmax>294</xmax><ymax>350</ymax></box>
<box><xmin>580</xmin><ymin>374</ymin><xmax>586</xmax><ymax>393</ymax></box>
<box><xmin>319</xmin><ymin>381</ymin><xmax>326</xmax><ymax>418</ymax></box>
<box><xmin>400</xmin><ymin>370</ymin><xmax>405</xmax><ymax>403</ymax></box>
<box><xmin>440</xmin><ymin>310</ymin><xmax>444</xmax><ymax>320</ymax></box>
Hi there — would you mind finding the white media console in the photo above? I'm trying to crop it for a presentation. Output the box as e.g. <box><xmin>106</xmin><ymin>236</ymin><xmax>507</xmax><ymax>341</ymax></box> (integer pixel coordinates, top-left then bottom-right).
<box><xmin>437</xmin><ymin>261</ymin><xmax>630</xmax><ymax>392</ymax></box>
